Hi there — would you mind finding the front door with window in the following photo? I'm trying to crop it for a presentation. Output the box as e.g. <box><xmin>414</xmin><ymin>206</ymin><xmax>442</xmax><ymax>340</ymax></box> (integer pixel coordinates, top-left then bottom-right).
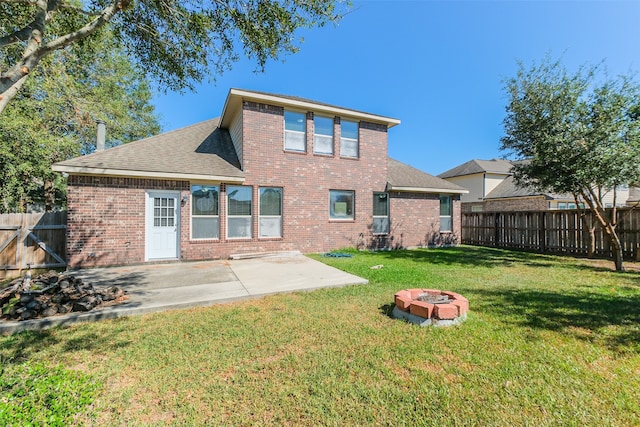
<box><xmin>146</xmin><ymin>191</ymin><xmax>180</xmax><ymax>260</ymax></box>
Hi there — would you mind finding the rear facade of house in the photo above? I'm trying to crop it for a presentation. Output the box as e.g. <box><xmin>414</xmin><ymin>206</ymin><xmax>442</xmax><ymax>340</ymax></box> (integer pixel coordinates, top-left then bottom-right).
<box><xmin>54</xmin><ymin>89</ymin><xmax>466</xmax><ymax>268</ymax></box>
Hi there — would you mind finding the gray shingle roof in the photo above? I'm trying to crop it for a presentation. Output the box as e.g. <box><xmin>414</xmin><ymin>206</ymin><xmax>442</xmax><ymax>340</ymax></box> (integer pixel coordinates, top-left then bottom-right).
<box><xmin>388</xmin><ymin>158</ymin><xmax>468</xmax><ymax>193</ymax></box>
<box><xmin>53</xmin><ymin>118</ymin><xmax>244</xmax><ymax>181</ymax></box>
<box><xmin>484</xmin><ymin>175</ymin><xmax>573</xmax><ymax>200</ymax></box>
<box><xmin>438</xmin><ymin>158</ymin><xmax>513</xmax><ymax>178</ymax></box>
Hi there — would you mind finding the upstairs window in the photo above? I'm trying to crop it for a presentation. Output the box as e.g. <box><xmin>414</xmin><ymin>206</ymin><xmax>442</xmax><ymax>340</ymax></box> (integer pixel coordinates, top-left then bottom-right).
<box><xmin>227</xmin><ymin>185</ymin><xmax>252</xmax><ymax>239</ymax></box>
<box><xmin>314</xmin><ymin>116</ymin><xmax>334</xmax><ymax>155</ymax></box>
<box><xmin>440</xmin><ymin>195</ymin><xmax>452</xmax><ymax>232</ymax></box>
<box><xmin>284</xmin><ymin>111</ymin><xmax>306</xmax><ymax>152</ymax></box>
<box><xmin>372</xmin><ymin>192</ymin><xmax>389</xmax><ymax>234</ymax></box>
<box><xmin>340</xmin><ymin>120</ymin><xmax>359</xmax><ymax>158</ymax></box>
<box><xmin>191</xmin><ymin>185</ymin><xmax>219</xmax><ymax>239</ymax></box>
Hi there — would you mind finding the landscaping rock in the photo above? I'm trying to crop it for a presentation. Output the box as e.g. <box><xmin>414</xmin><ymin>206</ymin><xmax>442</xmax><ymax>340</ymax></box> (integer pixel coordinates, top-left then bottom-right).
<box><xmin>0</xmin><ymin>271</ymin><xmax>128</xmax><ymax>322</ymax></box>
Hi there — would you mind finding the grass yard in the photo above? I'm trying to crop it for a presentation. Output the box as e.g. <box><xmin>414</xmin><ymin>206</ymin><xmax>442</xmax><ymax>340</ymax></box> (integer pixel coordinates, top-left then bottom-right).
<box><xmin>1</xmin><ymin>246</ymin><xmax>639</xmax><ymax>426</ymax></box>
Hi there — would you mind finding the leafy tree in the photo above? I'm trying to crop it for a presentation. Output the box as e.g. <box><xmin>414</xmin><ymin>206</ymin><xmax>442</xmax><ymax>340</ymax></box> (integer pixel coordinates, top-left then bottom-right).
<box><xmin>501</xmin><ymin>57</ymin><xmax>640</xmax><ymax>271</ymax></box>
<box><xmin>0</xmin><ymin>29</ymin><xmax>160</xmax><ymax>212</ymax></box>
<box><xmin>0</xmin><ymin>0</ymin><xmax>347</xmax><ymax>114</ymax></box>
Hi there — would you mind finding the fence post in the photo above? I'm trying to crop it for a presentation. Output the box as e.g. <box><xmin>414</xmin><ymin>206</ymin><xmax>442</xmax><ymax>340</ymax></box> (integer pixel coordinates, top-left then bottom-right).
<box><xmin>494</xmin><ymin>213</ymin><xmax>500</xmax><ymax>247</ymax></box>
<box><xmin>540</xmin><ymin>212</ymin><xmax>546</xmax><ymax>253</ymax></box>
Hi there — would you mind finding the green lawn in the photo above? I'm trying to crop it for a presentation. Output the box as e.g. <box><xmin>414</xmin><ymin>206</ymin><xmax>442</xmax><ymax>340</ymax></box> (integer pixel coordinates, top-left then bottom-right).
<box><xmin>1</xmin><ymin>246</ymin><xmax>639</xmax><ymax>426</ymax></box>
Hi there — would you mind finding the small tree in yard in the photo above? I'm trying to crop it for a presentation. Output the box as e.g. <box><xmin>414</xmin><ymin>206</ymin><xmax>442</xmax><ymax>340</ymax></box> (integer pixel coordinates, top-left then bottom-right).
<box><xmin>501</xmin><ymin>57</ymin><xmax>640</xmax><ymax>271</ymax></box>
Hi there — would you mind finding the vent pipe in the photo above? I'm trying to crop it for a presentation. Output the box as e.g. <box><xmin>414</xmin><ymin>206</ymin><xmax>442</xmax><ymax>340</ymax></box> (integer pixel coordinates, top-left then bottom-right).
<box><xmin>96</xmin><ymin>120</ymin><xmax>106</xmax><ymax>152</ymax></box>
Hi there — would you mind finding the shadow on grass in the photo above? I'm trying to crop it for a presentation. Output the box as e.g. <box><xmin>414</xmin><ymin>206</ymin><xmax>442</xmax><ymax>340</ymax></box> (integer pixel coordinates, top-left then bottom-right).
<box><xmin>473</xmin><ymin>286</ymin><xmax>640</xmax><ymax>353</ymax></box>
<box><xmin>379</xmin><ymin>303</ymin><xmax>395</xmax><ymax>319</ymax></box>
<box><xmin>0</xmin><ymin>319</ymin><xmax>132</xmax><ymax>365</ymax></box>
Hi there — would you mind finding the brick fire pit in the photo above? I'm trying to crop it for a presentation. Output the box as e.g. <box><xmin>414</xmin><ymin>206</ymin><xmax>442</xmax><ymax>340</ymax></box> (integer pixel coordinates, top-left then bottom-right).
<box><xmin>392</xmin><ymin>288</ymin><xmax>468</xmax><ymax>327</ymax></box>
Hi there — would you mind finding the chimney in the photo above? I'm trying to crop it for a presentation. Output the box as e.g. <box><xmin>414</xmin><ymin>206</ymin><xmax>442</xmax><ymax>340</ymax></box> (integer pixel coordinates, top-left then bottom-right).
<box><xmin>96</xmin><ymin>120</ymin><xmax>106</xmax><ymax>152</ymax></box>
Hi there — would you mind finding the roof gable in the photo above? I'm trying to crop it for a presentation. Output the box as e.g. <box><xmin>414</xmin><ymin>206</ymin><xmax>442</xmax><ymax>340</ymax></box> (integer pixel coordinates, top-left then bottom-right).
<box><xmin>438</xmin><ymin>158</ymin><xmax>513</xmax><ymax>178</ymax></box>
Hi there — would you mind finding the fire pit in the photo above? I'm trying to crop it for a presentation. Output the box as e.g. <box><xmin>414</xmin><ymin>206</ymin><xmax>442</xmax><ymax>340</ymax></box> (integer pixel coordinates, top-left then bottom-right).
<box><xmin>392</xmin><ymin>288</ymin><xmax>468</xmax><ymax>327</ymax></box>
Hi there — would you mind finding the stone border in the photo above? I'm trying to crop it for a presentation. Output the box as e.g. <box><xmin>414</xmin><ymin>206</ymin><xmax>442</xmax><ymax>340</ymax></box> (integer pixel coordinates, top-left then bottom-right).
<box><xmin>392</xmin><ymin>288</ymin><xmax>469</xmax><ymax>327</ymax></box>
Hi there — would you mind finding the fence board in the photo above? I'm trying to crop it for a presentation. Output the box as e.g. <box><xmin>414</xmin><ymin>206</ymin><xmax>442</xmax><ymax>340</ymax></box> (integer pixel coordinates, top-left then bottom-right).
<box><xmin>462</xmin><ymin>208</ymin><xmax>640</xmax><ymax>261</ymax></box>
<box><xmin>0</xmin><ymin>212</ymin><xmax>66</xmax><ymax>280</ymax></box>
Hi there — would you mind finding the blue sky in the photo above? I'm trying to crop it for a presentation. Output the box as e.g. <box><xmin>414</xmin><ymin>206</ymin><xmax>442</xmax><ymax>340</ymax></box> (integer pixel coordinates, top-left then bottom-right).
<box><xmin>152</xmin><ymin>0</ymin><xmax>640</xmax><ymax>176</ymax></box>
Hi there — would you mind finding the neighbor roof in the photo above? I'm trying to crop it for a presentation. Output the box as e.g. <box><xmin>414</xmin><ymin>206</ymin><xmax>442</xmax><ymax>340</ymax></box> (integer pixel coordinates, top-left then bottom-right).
<box><xmin>52</xmin><ymin>118</ymin><xmax>244</xmax><ymax>182</ymax></box>
<box><xmin>484</xmin><ymin>175</ymin><xmax>573</xmax><ymax>200</ymax></box>
<box><xmin>220</xmin><ymin>88</ymin><xmax>401</xmax><ymax>129</ymax></box>
<box><xmin>438</xmin><ymin>158</ymin><xmax>513</xmax><ymax>179</ymax></box>
<box><xmin>387</xmin><ymin>158</ymin><xmax>468</xmax><ymax>194</ymax></box>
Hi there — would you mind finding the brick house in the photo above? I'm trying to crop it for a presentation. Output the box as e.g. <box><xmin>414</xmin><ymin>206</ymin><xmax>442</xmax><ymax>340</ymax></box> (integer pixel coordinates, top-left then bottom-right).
<box><xmin>53</xmin><ymin>89</ymin><xmax>467</xmax><ymax>268</ymax></box>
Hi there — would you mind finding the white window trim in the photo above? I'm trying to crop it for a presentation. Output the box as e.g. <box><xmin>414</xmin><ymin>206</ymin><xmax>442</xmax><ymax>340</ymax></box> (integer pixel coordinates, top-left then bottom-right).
<box><xmin>440</xmin><ymin>195</ymin><xmax>452</xmax><ymax>233</ymax></box>
<box><xmin>313</xmin><ymin>115</ymin><xmax>334</xmax><ymax>155</ymax></box>
<box><xmin>284</xmin><ymin>110</ymin><xmax>306</xmax><ymax>152</ymax></box>
<box><xmin>340</xmin><ymin>120</ymin><xmax>359</xmax><ymax>158</ymax></box>
<box><xmin>259</xmin><ymin>187</ymin><xmax>283</xmax><ymax>238</ymax></box>
<box><xmin>227</xmin><ymin>186</ymin><xmax>253</xmax><ymax>240</ymax></box>
<box><xmin>190</xmin><ymin>185</ymin><xmax>220</xmax><ymax>240</ymax></box>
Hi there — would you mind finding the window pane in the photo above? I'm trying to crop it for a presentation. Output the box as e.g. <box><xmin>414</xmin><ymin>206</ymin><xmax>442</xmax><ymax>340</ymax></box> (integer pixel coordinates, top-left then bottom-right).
<box><xmin>314</xmin><ymin>116</ymin><xmax>333</xmax><ymax>136</ymax></box>
<box><xmin>285</xmin><ymin>111</ymin><xmax>305</xmax><ymax>132</ymax></box>
<box><xmin>285</xmin><ymin>130</ymin><xmax>305</xmax><ymax>151</ymax></box>
<box><xmin>228</xmin><ymin>186</ymin><xmax>252</xmax><ymax>216</ymax></box>
<box><xmin>440</xmin><ymin>216</ymin><xmax>452</xmax><ymax>232</ymax></box>
<box><xmin>440</xmin><ymin>195</ymin><xmax>451</xmax><ymax>216</ymax></box>
<box><xmin>192</xmin><ymin>185</ymin><xmax>219</xmax><ymax>216</ymax></box>
<box><xmin>373</xmin><ymin>217</ymin><xmax>390</xmax><ymax>234</ymax></box>
<box><xmin>228</xmin><ymin>217</ymin><xmax>252</xmax><ymax>238</ymax></box>
<box><xmin>192</xmin><ymin>217</ymin><xmax>219</xmax><ymax>239</ymax></box>
<box><xmin>341</xmin><ymin>120</ymin><xmax>358</xmax><ymax>140</ymax></box>
<box><xmin>260</xmin><ymin>187</ymin><xmax>282</xmax><ymax>216</ymax></box>
<box><xmin>314</xmin><ymin>135</ymin><xmax>333</xmax><ymax>154</ymax></box>
<box><xmin>340</xmin><ymin>138</ymin><xmax>358</xmax><ymax>158</ymax></box>
<box><xmin>259</xmin><ymin>217</ymin><xmax>282</xmax><ymax>238</ymax></box>
<box><xmin>373</xmin><ymin>193</ymin><xmax>388</xmax><ymax>216</ymax></box>
<box><xmin>330</xmin><ymin>190</ymin><xmax>354</xmax><ymax>220</ymax></box>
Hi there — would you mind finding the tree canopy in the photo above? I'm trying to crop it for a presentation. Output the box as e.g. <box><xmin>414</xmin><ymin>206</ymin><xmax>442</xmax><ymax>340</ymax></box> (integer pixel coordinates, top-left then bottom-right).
<box><xmin>0</xmin><ymin>0</ymin><xmax>348</xmax><ymax>114</ymax></box>
<box><xmin>0</xmin><ymin>29</ymin><xmax>160</xmax><ymax>212</ymax></box>
<box><xmin>501</xmin><ymin>56</ymin><xmax>640</xmax><ymax>271</ymax></box>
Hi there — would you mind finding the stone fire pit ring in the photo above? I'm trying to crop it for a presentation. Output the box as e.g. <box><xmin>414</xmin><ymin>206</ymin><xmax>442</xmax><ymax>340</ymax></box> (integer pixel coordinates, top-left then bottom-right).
<box><xmin>392</xmin><ymin>288</ymin><xmax>468</xmax><ymax>327</ymax></box>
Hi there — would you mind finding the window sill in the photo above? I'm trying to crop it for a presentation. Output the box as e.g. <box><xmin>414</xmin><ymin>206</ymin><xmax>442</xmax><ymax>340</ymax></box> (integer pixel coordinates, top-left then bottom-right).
<box><xmin>313</xmin><ymin>152</ymin><xmax>334</xmax><ymax>157</ymax></box>
<box><xmin>284</xmin><ymin>149</ymin><xmax>307</xmax><ymax>155</ymax></box>
<box><xmin>189</xmin><ymin>238</ymin><xmax>220</xmax><ymax>243</ymax></box>
<box><xmin>340</xmin><ymin>156</ymin><xmax>359</xmax><ymax>160</ymax></box>
<box><xmin>258</xmin><ymin>236</ymin><xmax>284</xmax><ymax>241</ymax></box>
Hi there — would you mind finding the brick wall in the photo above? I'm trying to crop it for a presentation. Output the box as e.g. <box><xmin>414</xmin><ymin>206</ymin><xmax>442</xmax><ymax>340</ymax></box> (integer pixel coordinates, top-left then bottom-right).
<box><xmin>386</xmin><ymin>192</ymin><xmax>462</xmax><ymax>248</ymax></box>
<box><xmin>478</xmin><ymin>196</ymin><xmax>548</xmax><ymax>212</ymax></box>
<box><xmin>66</xmin><ymin>176</ymin><xmax>189</xmax><ymax>267</ymax></box>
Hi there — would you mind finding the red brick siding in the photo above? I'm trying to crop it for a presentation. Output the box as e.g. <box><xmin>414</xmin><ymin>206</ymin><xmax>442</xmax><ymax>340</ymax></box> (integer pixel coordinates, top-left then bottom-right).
<box><xmin>386</xmin><ymin>192</ymin><xmax>461</xmax><ymax>248</ymax></box>
<box><xmin>66</xmin><ymin>176</ymin><xmax>189</xmax><ymax>267</ymax></box>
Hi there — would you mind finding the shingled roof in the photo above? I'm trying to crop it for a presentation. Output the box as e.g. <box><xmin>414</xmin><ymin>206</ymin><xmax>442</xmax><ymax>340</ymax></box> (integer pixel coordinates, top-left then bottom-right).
<box><xmin>387</xmin><ymin>158</ymin><xmax>468</xmax><ymax>194</ymax></box>
<box><xmin>438</xmin><ymin>158</ymin><xmax>513</xmax><ymax>179</ymax></box>
<box><xmin>484</xmin><ymin>175</ymin><xmax>572</xmax><ymax>200</ymax></box>
<box><xmin>52</xmin><ymin>118</ymin><xmax>244</xmax><ymax>182</ymax></box>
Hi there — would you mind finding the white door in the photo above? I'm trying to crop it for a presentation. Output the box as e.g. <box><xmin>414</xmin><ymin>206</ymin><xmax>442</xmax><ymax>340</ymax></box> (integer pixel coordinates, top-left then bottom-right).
<box><xmin>146</xmin><ymin>191</ymin><xmax>180</xmax><ymax>260</ymax></box>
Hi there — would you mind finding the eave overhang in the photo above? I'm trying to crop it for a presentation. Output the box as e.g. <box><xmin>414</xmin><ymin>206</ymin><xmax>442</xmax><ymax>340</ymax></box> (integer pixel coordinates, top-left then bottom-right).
<box><xmin>220</xmin><ymin>88</ymin><xmax>401</xmax><ymax>129</ymax></box>
<box><xmin>52</xmin><ymin>165</ymin><xmax>245</xmax><ymax>183</ymax></box>
<box><xmin>386</xmin><ymin>184</ymin><xmax>469</xmax><ymax>194</ymax></box>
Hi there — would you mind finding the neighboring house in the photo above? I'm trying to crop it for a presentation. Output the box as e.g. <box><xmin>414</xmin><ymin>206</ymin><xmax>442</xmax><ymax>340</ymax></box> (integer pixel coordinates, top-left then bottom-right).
<box><xmin>53</xmin><ymin>89</ymin><xmax>467</xmax><ymax>268</ymax></box>
<box><xmin>438</xmin><ymin>159</ymin><xmax>513</xmax><ymax>204</ymax></box>
<box><xmin>439</xmin><ymin>158</ymin><xmax>631</xmax><ymax>212</ymax></box>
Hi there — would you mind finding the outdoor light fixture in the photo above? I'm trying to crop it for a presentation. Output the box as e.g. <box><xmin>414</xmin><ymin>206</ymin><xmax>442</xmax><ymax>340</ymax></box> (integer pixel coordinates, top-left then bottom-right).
<box><xmin>181</xmin><ymin>194</ymin><xmax>189</xmax><ymax>206</ymax></box>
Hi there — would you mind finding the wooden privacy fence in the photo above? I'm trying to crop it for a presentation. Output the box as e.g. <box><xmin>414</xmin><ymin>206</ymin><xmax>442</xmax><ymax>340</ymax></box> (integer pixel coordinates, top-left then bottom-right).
<box><xmin>462</xmin><ymin>208</ymin><xmax>640</xmax><ymax>260</ymax></box>
<box><xmin>0</xmin><ymin>212</ymin><xmax>66</xmax><ymax>280</ymax></box>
